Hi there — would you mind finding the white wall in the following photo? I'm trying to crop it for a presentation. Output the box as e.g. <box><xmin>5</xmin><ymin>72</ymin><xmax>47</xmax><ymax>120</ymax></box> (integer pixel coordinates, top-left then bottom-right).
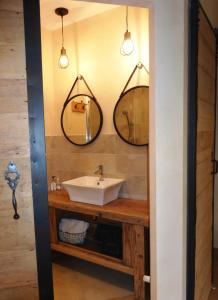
<box><xmin>149</xmin><ymin>1</ymin><xmax>188</xmax><ymax>299</ymax></box>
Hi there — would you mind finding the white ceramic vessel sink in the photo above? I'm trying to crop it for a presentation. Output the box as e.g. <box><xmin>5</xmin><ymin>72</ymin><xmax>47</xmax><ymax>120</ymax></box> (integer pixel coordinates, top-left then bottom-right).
<box><xmin>62</xmin><ymin>176</ymin><xmax>125</xmax><ymax>206</ymax></box>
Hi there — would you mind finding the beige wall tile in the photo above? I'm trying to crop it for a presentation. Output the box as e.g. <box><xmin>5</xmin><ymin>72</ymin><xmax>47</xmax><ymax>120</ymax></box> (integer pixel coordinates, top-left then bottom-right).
<box><xmin>46</xmin><ymin>135</ymin><xmax>148</xmax><ymax>200</ymax></box>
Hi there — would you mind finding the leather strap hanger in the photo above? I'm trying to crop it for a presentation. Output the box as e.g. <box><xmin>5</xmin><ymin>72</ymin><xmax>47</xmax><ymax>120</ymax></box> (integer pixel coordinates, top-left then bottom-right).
<box><xmin>120</xmin><ymin>62</ymin><xmax>149</xmax><ymax>96</ymax></box>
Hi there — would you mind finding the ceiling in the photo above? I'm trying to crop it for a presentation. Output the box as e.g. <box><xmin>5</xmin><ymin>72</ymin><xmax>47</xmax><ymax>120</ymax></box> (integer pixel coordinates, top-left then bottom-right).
<box><xmin>40</xmin><ymin>0</ymin><xmax>119</xmax><ymax>31</ymax></box>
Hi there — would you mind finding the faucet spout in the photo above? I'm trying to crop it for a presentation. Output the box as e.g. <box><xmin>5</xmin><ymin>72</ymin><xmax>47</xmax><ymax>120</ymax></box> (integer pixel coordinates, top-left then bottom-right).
<box><xmin>94</xmin><ymin>165</ymin><xmax>104</xmax><ymax>181</ymax></box>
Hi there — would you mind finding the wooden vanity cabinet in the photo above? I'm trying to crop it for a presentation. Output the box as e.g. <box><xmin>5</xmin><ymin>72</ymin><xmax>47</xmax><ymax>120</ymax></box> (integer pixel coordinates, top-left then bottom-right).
<box><xmin>48</xmin><ymin>190</ymin><xmax>149</xmax><ymax>300</ymax></box>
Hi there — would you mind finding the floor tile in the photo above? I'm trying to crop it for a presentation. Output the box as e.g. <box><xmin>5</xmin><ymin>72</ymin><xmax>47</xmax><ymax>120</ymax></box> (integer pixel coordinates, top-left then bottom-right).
<box><xmin>53</xmin><ymin>254</ymin><xmax>134</xmax><ymax>300</ymax></box>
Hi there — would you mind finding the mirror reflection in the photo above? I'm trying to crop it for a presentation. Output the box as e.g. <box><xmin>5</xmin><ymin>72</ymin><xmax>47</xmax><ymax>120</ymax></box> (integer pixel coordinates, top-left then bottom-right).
<box><xmin>114</xmin><ymin>86</ymin><xmax>149</xmax><ymax>146</ymax></box>
<box><xmin>61</xmin><ymin>95</ymin><xmax>103</xmax><ymax>146</ymax></box>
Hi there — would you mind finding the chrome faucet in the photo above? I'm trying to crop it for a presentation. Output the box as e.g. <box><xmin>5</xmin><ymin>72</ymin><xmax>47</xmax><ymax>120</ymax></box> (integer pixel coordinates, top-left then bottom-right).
<box><xmin>94</xmin><ymin>165</ymin><xmax>104</xmax><ymax>181</ymax></box>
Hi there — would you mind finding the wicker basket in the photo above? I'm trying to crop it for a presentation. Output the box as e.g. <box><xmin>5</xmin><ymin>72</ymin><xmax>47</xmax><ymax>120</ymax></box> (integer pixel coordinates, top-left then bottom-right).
<box><xmin>59</xmin><ymin>229</ymin><xmax>87</xmax><ymax>245</ymax></box>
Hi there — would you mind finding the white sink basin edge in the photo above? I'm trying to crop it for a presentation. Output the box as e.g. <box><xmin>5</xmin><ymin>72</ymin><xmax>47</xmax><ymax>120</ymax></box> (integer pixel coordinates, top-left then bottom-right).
<box><xmin>62</xmin><ymin>176</ymin><xmax>125</xmax><ymax>206</ymax></box>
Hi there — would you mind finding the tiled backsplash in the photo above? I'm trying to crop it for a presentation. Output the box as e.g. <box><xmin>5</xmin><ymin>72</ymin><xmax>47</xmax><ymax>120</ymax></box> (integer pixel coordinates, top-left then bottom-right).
<box><xmin>46</xmin><ymin>134</ymin><xmax>148</xmax><ymax>200</ymax></box>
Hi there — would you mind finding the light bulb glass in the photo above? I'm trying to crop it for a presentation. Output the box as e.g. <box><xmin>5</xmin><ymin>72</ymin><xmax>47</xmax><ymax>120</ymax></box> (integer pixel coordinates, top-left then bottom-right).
<box><xmin>121</xmin><ymin>31</ymin><xmax>134</xmax><ymax>56</ymax></box>
<box><xmin>59</xmin><ymin>47</ymin><xmax>69</xmax><ymax>69</ymax></box>
<box><xmin>59</xmin><ymin>54</ymin><xmax>69</xmax><ymax>68</ymax></box>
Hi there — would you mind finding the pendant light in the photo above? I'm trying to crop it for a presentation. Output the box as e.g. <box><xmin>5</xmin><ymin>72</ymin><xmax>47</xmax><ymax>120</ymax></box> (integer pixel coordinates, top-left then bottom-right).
<box><xmin>55</xmin><ymin>7</ymin><xmax>69</xmax><ymax>69</ymax></box>
<box><xmin>120</xmin><ymin>6</ymin><xmax>134</xmax><ymax>56</ymax></box>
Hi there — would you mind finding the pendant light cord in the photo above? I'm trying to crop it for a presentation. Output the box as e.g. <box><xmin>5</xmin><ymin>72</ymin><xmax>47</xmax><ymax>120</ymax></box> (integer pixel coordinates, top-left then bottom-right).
<box><xmin>126</xmin><ymin>6</ymin><xmax>129</xmax><ymax>31</ymax></box>
<box><xmin>61</xmin><ymin>15</ymin><xmax>64</xmax><ymax>47</ymax></box>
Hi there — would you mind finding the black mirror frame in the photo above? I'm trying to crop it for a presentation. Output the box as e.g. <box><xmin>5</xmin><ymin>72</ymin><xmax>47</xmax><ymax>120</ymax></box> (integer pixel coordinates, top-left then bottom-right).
<box><xmin>113</xmin><ymin>85</ymin><xmax>149</xmax><ymax>147</ymax></box>
<box><xmin>61</xmin><ymin>93</ymin><xmax>103</xmax><ymax>146</ymax></box>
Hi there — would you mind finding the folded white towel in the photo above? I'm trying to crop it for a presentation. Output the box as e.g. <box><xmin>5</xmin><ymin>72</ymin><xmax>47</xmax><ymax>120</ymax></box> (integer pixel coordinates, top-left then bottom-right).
<box><xmin>59</xmin><ymin>218</ymin><xmax>89</xmax><ymax>234</ymax></box>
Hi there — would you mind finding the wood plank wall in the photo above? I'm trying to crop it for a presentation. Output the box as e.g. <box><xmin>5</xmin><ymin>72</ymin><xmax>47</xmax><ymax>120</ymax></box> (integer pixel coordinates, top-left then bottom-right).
<box><xmin>195</xmin><ymin>9</ymin><xmax>216</xmax><ymax>300</ymax></box>
<box><xmin>0</xmin><ymin>0</ymin><xmax>38</xmax><ymax>299</ymax></box>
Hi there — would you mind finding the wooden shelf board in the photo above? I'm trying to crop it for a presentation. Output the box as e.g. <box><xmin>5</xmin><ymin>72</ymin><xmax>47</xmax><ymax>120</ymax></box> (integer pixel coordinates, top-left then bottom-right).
<box><xmin>51</xmin><ymin>242</ymin><xmax>134</xmax><ymax>275</ymax></box>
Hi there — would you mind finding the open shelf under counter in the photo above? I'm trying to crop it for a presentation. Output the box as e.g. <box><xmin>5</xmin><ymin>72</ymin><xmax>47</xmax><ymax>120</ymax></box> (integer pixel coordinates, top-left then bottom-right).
<box><xmin>48</xmin><ymin>190</ymin><xmax>150</xmax><ymax>300</ymax></box>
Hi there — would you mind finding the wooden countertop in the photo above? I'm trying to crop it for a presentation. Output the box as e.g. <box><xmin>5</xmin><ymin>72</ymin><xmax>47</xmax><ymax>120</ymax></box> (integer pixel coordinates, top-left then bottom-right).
<box><xmin>48</xmin><ymin>190</ymin><xmax>149</xmax><ymax>227</ymax></box>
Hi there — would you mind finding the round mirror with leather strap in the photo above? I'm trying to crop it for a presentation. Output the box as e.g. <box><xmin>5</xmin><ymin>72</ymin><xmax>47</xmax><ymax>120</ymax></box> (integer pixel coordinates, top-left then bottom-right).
<box><xmin>60</xmin><ymin>75</ymin><xmax>103</xmax><ymax>146</ymax></box>
<box><xmin>113</xmin><ymin>63</ymin><xmax>149</xmax><ymax>146</ymax></box>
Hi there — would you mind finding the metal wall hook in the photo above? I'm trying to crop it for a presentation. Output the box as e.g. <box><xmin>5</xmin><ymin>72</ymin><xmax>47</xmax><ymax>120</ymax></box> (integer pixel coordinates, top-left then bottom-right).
<box><xmin>137</xmin><ymin>61</ymin><xmax>149</xmax><ymax>75</ymax></box>
<box><xmin>4</xmin><ymin>161</ymin><xmax>20</xmax><ymax>220</ymax></box>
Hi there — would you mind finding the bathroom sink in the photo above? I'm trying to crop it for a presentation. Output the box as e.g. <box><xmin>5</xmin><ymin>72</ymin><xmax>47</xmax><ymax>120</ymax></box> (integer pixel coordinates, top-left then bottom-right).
<box><xmin>62</xmin><ymin>176</ymin><xmax>125</xmax><ymax>206</ymax></box>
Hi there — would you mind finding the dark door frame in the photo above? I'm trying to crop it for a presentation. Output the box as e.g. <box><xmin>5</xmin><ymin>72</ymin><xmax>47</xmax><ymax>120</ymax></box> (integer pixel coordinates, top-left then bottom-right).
<box><xmin>23</xmin><ymin>0</ymin><xmax>150</xmax><ymax>299</ymax></box>
<box><xmin>23</xmin><ymin>0</ymin><xmax>54</xmax><ymax>299</ymax></box>
<box><xmin>187</xmin><ymin>1</ymin><xmax>218</xmax><ymax>299</ymax></box>
<box><xmin>186</xmin><ymin>1</ymin><xmax>199</xmax><ymax>299</ymax></box>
